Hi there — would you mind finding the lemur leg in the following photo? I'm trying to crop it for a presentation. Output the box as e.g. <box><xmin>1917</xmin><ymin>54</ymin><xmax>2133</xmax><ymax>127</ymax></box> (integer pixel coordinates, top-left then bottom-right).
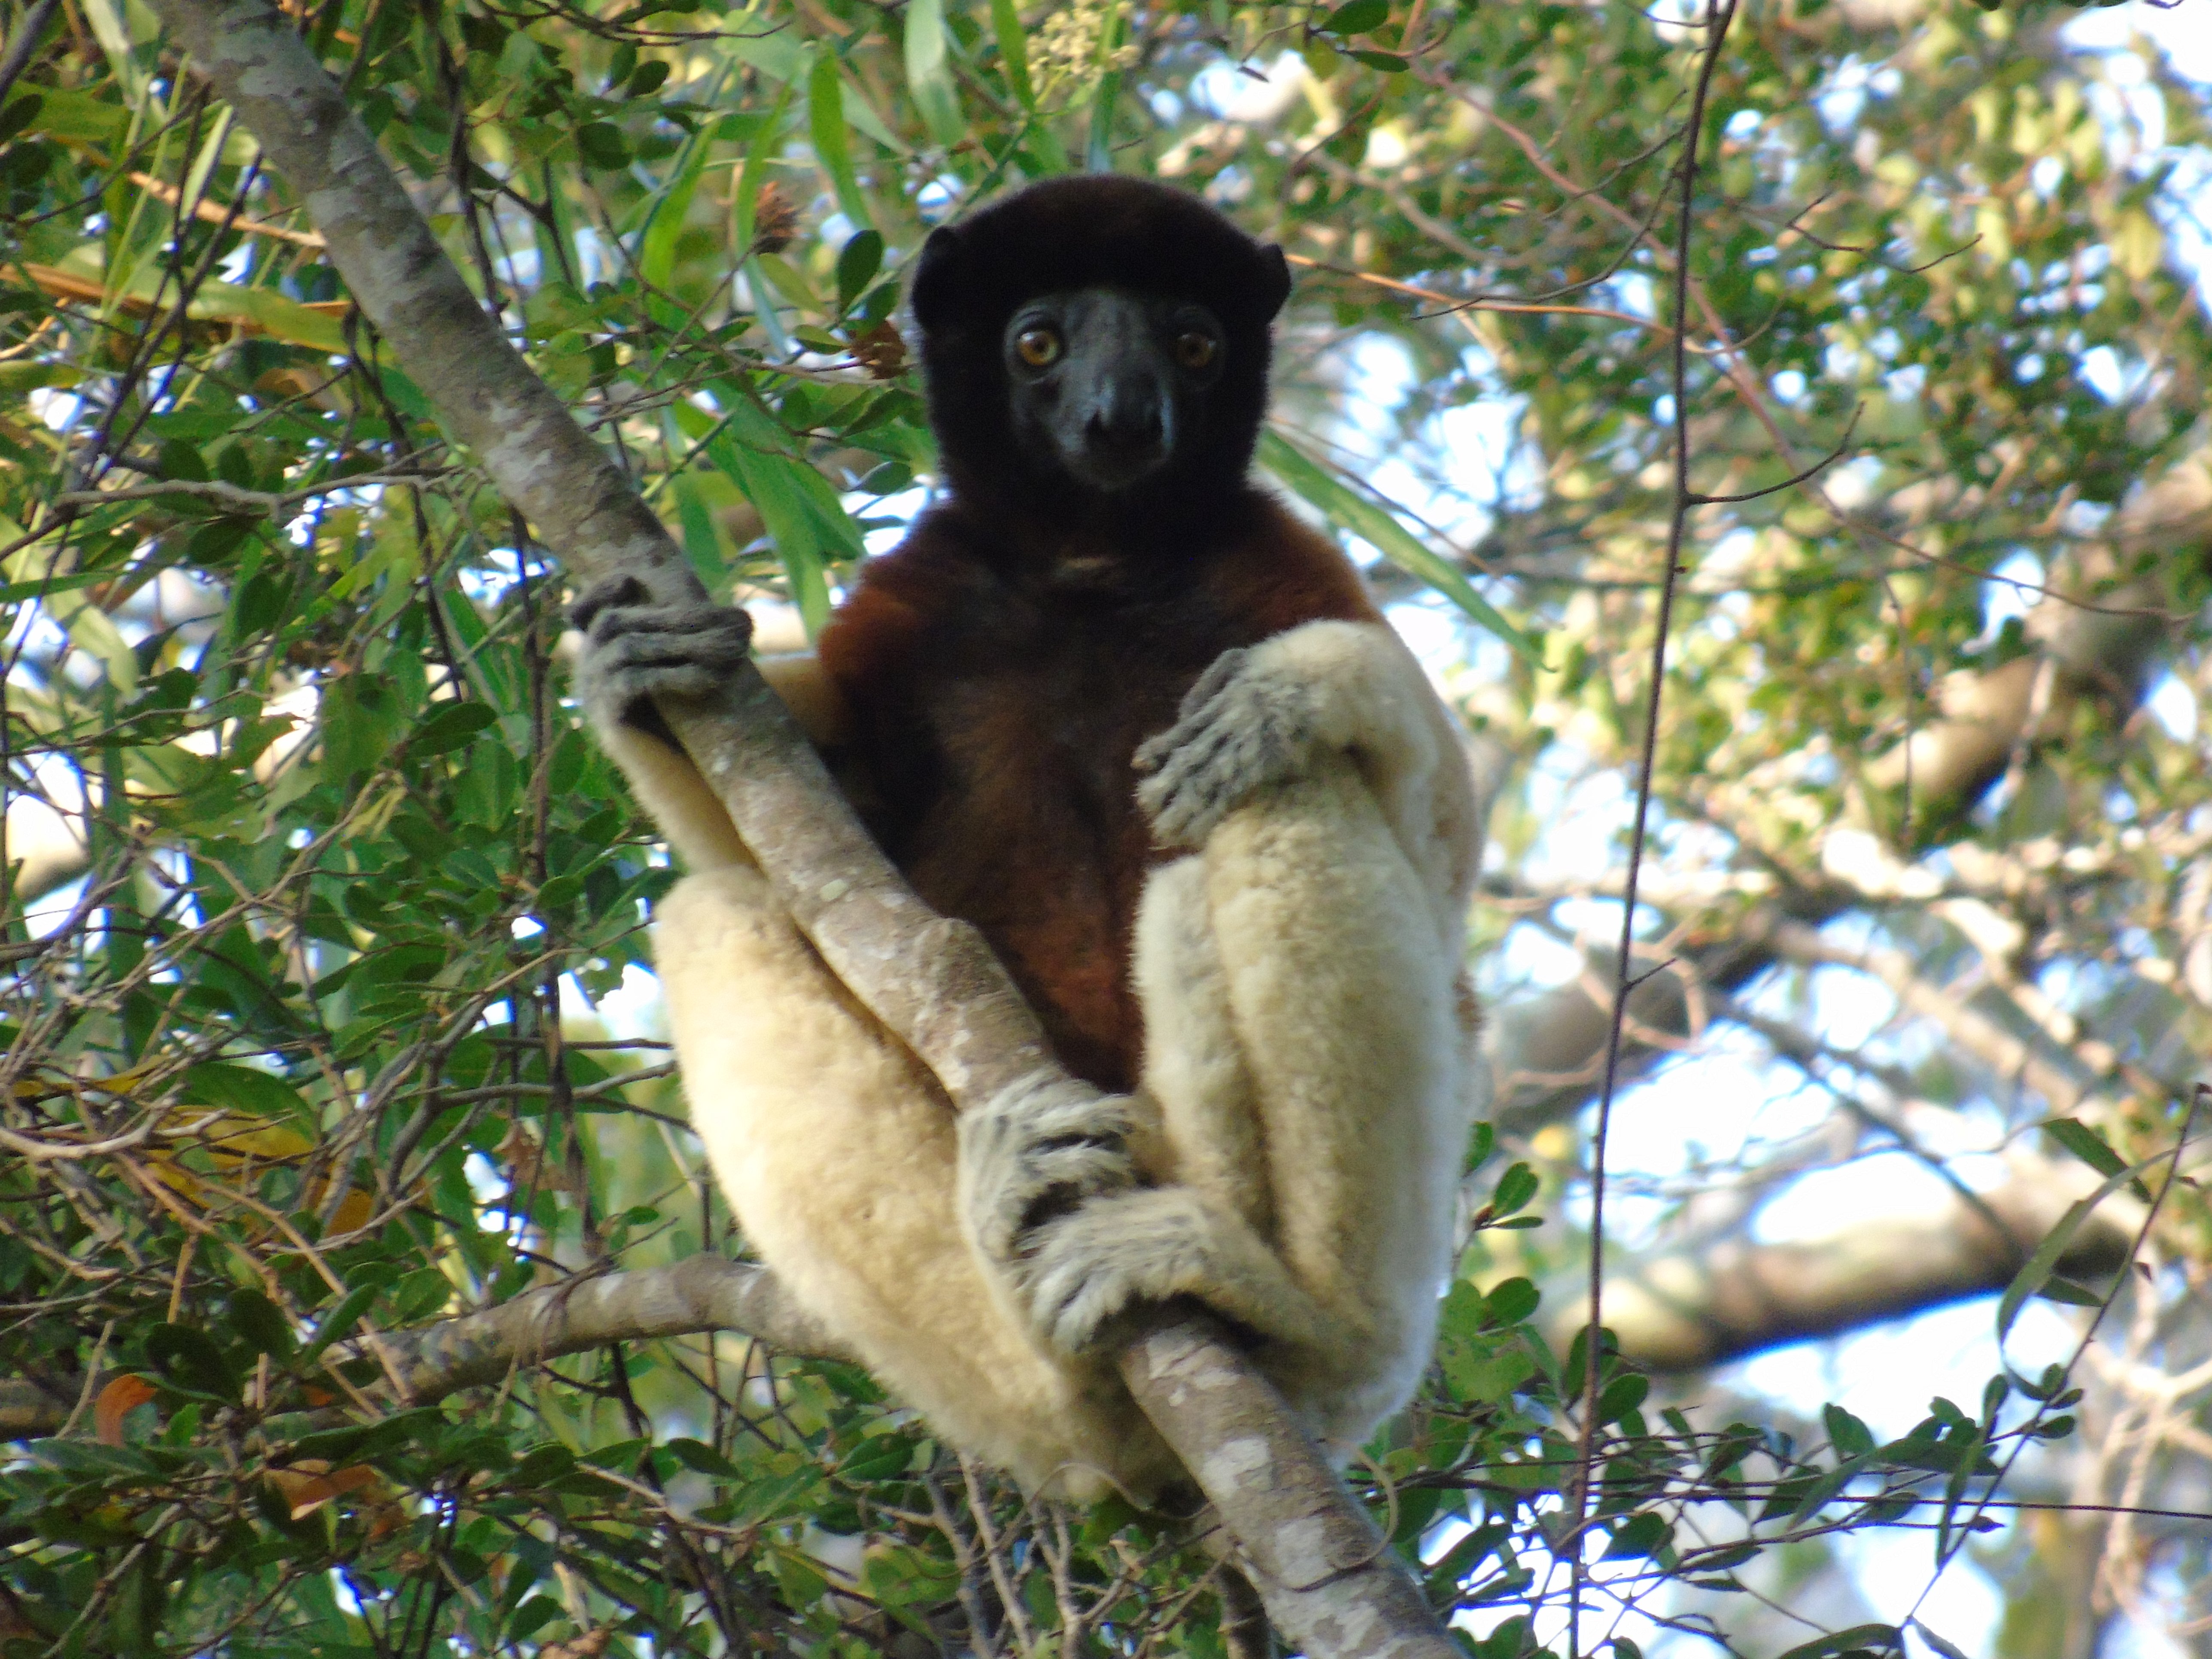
<box><xmin>572</xmin><ymin>578</ymin><xmax>1173</xmax><ymax>1498</ymax></box>
<box><xmin>1003</xmin><ymin>622</ymin><xmax>1475</xmax><ymax>1452</ymax></box>
<box><xmin>655</xmin><ymin>865</ymin><xmax>1170</xmax><ymax>1497</ymax></box>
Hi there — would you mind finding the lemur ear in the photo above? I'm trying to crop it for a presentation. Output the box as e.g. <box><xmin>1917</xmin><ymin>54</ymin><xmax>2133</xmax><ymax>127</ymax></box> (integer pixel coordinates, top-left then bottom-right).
<box><xmin>1255</xmin><ymin>244</ymin><xmax>1291</xmax><ymax>321</ymax></box>
<box><xmin>910</xmin><ymin>226</ymin><xmax>966</xmax><ymax>333</ymax></box>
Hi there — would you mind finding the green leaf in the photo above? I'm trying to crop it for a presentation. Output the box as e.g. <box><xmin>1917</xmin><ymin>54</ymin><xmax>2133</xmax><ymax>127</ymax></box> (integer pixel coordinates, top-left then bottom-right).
<box><xmin>1485</xmin><ymin>1276</ymin><xmax>1540</xmax><ymax>1326</ymax></box>
<box><xmin>410</xmin><ymin>701</ymin><xmax>497</xmax><ymax>758</ymax></box>
<box><xmin>1319</xmin><ymin>0</ymin><xmax>1389</xmax><ymax>34</ymax></box>
<box><xmin>146</xmin><ymin>1324</ymin><xmax>240</xmax><ymax>1402</ymax></box>
<box><xmin>1996</xmin><ymin>1147</ymin><xmax>2171</xmax><ymax>1365</ymax></box>
<box><xmin>179</xmin><ymin>1062</ymin><xmax>315</xmax><ymax>1128</ymax></box>
<box><xmin>0</xmin><ymin>94</ymin><xmax>44</xmax><ymax>145</ymax></box>
<box><xmin>1464</xmin><ymin>1119</ymin><xmax>1495</xmax><ymax>1173</ymax></box>
<box><xmin>808</xmin><ymin>49</ymin><xmax>872</xmax><ymax>233</ymax></box>
<box><xmin>1911</xmin><ymin>1623</ymin><xmax>1972</xmax><ymax>1659</ymax></box>
<box><xmin>637</xmin><ymin>119</ymin><xmax>716</xmax><ymax>293</ymax></box>
<box><xmin>1822</xmin><ymin>1403</ymin><xmax>1875</xmax><ymax>1459</ymax></box>
<box><xmin>1258</xmin><ymin>431</ymin><xmax>1544</xmax><ymax>662</ymax></box>
<box><xmin>836</xmin><ymin>229</ymin><xmax>884</xmax><ymax>311</ymax></box>
<box><xmin>1596</xmin><ymin>1372</ymin><xmax>1649</xmax><ymax>1424</ymax></box>
<box><xmin>226</xmin><ymin>1290</ymin><xmax>295</xmax><ymax>1358</ymax></box>
<box><xmin>903</xmin><ymin>0</ymin><xmax>964</xmax><ymax>150</ymax></box>
<box><xmin>294</xmin><ymin>1282</ymin><xmax>381</xmax><ymax>1370</ymax></box>
<box><xmin>2042</xmin><ymin>1117</ymin><xmax>2150</xmax><ymax>1200</ymax></box>
<box><xmin>1600</xmin><ymin>1510</ymin><xmax>1670</xmax><ymax>1559</ymax></box>
<box><xmin>840</xmin><ymin>1433</ymin><xmax>918</xmax><ymax>1482</ymax></box>
<box><xmin>2035</xmin><ymin>1276</ymin><xmax>2108</xmax><ymax>1307</ymax></box>
<box><xmin>1347</xmin><ymin>49</ymin><xmax>1410</xmax><ymax>72</ymax></box>
<box><xmin>1490</xmin><ymin>1161</ymin><xmax>1538</xmax><ymax>1216</ymax></box>
<box><xmin>577</xmin><ymin>121</ymin><xmax>629</xmax><ymax>169</ymax></box>
<box><xmin>1775</xmin><ymin>1626</ymin><xmax>1901</xmax><ymax>1659</ymax></box>
<box><xmin>990</xmin><ymin>0</ymin><xmax>1034</xmax><ymax>109</ymax></box>
<box><xmin>665</xmin><ymin>1437</ymin><xmax>744</xmax><ymax>1480</ymax></box>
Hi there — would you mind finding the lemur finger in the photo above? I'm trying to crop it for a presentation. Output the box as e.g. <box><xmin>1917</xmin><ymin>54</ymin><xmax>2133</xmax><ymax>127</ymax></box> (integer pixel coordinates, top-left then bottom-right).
<box><xmin>568</xmin><ymin>573</ymin><xmax>650</xmax><ymax>633</ymax></box>
<box><xmin>1178</xmin><ymin>645</ymin><xmax>1253</xmax><ymax>721</ymax></box>
<box><xmin>579</xmin><ymin>606</ymin><xmax>754</xmax><ymax>706</ymax></box>
<box><xmin>1136</xmin><ymin>665</ymin><xmax>1316</xmax><ymax>847</ymax></box>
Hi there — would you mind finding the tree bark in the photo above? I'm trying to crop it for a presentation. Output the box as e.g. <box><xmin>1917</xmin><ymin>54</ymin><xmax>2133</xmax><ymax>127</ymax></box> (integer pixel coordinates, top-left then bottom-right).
<box><xmin>1586</xmin><ymin>1162</ymin><xmax>2142</xmax><ymax>1371</ymax></box>
<box><xmin>136</xmin><ymin>4</ymin><xmax>1457</xmax><ymax>1652</ymax></box>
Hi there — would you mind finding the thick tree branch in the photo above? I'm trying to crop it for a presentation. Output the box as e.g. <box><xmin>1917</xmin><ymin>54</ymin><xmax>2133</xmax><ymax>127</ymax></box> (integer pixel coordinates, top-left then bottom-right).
<box><xmin>137</xmin><ymin>4</ymin><xmax>1455</xmax><ymax>1652</ymax></box>
<box><xmin>1589</xmin><ymin>1162</ymin><xmax>2142</xmax><ymax>1372</ymax></box>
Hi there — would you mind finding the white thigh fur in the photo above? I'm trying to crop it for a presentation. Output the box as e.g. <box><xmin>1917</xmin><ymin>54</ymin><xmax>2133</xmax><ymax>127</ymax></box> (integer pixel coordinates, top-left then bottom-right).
<box><xmin>656</xmin><ymin>863</ymin><xmax>1178</xmax><ymax>1501</ymax></box>
<box><xmin>1127</xmin><ymin>626</ymin><xmax>1475</xmax><ymax>1454</ymax></box>
<box><xmin>623</xmin><ymin>615</ymin><xmax>1477</xmax><ymax>1495</ymax></box>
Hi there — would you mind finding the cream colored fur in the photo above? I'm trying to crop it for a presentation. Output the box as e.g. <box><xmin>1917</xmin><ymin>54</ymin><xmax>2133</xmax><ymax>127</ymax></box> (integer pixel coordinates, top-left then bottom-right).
<box><xmin>591</xmin><ymin>618</ymin><xmax>1480</xmax><ymax>1500</ymax></box>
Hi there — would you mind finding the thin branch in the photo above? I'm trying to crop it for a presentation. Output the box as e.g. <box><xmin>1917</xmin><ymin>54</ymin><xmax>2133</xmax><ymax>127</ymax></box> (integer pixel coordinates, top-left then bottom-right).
<box><xmin>368</xmin><ymin>1255</ymin><xmax>851</xmax><ymax>1401</ymax></box>
<box><xmin>1573</xmin><ymin>0</ymin><xmax>1738</xmax><ymax>1638</ymax></box>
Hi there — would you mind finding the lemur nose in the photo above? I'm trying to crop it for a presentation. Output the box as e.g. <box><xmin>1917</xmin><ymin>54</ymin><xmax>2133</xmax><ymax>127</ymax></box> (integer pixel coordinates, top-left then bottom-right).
<box><xmin>1089</xmin><ymin>388</ymin><xmax>1164</xmax><ymax>452</ymax></box>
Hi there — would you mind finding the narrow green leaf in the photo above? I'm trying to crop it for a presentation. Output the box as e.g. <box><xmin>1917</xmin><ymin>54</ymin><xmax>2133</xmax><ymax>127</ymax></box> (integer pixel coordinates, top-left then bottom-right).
<box><xmin>904</xmin><ymin>0</ymin><xmax>965</xmax><ymax>150</ymax></box>
<box><xmin>1995</xmin><ymin>1146</ymin><xmax>2170</xmax><ymax>1362</ymax></box>
<box><xmin>1911</xmin><ymin>1622</ymin><xmax>1972</xmax><ymax>1659</ymax></box>
<box><xmin>638</xmin><ymin>122</ymin><xmax>715</xmax><ymax>292</ymax></box>
<box><xmin>2043</xmin><ymin>1116</ymin><xmax>2150</xmax><ymax>1200</ymax></box>
<box><xmin>808</xmin><ymin>48</ymin><xmax>872</xmax><ymax>232</ymax></box>
<box><xmin>1257</xmin><ymin>431</ymin><xmax>1544</xmax><ymax>662</ymax></box>
<box><xmin>990</xmin><ymin>0</ymin><xmax>1034</xmax><ymax>109</ymax></box>
<box><xmin>1774</xmin><ymin>1626</ymin><xmax>1900</xmax><ymax>1659</ymax></box>
<box><xmin>2035</xmin><ymin>1276</ymin><xmax>2109</xmax><ymax>1307</ymax></box>
<box><xmin>294</xmin><ymin>1282</ymin><xmax>381</xmax><ymax>1370</ymax></box>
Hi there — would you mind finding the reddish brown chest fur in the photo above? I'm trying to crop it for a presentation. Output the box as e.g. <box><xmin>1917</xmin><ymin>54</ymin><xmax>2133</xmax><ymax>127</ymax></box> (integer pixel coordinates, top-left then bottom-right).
<box><xmin>816</xmin><ymin>491</ymin><xmax>1378</xmax><ymax>1092</ymax></box>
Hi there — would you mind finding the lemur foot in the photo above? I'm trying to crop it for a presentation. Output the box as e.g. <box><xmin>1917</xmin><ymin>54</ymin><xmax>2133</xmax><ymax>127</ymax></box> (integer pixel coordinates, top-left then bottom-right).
<box><xmin>959</xmin><ymin>1075</ymin><xmax>1140</xmax><ymax>1280</ymax></box>
<box><xmin>1014</xmin><ymin>1188</ymin><xmax>1224</xmax><ymax>1353</ymax></box>
<box><xmin>571</xmin><ymin>575</ymin><xmax>754</xmax><ymax>736</ymax></box>
<box><xmin>1134</xmin><ymin>645</ymin><xmax>1321</xmax><ymax>849</ymax></box>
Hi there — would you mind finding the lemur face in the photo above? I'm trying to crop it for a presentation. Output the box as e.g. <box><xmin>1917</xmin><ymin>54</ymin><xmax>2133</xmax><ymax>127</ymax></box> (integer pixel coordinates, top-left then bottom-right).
<box><xmin>999</xmin><ymin>288</ymin><xmax>1229</xmax><ymax>493</ymax></box>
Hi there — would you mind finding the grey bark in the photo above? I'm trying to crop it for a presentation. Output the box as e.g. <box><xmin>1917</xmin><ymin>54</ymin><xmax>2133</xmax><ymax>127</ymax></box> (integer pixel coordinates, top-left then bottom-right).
<box><xmin>135</xmin><ymin>4</ymin><xmax>1454</xmax><ymax>1652</ymax></box>
<box><xmin>1587</xmin><ymin>1164</ymin><xmax>2142</xmax><ymax>1372</ymax></box>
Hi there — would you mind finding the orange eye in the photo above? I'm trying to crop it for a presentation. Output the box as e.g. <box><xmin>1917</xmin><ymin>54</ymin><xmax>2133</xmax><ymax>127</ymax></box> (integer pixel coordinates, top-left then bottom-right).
<box><xmin>1175</xmin><ymin>332</ymin><xmax>1217</xmax><ymax>370</ymax></box>
<box><xmin>1015</xmin><ymin>327</ymin><xmax>1062</xmax><ymax>368</ymax></box>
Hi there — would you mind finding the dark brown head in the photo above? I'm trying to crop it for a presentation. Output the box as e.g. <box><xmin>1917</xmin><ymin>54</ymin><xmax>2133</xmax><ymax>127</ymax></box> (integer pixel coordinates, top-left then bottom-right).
<box><xmin>909</xmin><ymin>176</ymin><xmax>1291</xmax><ymax>542</ymax></box>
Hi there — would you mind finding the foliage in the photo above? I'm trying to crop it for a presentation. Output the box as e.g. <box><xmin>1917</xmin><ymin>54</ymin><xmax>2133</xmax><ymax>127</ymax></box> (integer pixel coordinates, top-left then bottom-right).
<box><xmin>1</xmin><ymin>0</ymin><xmax>2208</xmax><ymax>1653</ymax></box>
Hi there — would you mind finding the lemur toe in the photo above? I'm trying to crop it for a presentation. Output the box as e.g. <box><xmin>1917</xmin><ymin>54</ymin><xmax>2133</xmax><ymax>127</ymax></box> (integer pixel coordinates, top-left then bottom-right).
<box><xmin>1016</xmin><ymin>1191</ymin><xmax>1212</xmax><ymax>1353</ymax></box>
<box><xmin>958</xmin><ymin>1077</ymin><xmax>1138</xmax><ymax>1269</ymax></box>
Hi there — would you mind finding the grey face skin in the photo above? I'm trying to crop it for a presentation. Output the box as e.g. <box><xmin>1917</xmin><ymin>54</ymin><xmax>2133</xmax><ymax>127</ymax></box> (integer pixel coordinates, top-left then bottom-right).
<box><xmin>1001</xmin><ymin>288</ymin><xmax>1229</xmax><ymax>493</ymax></box>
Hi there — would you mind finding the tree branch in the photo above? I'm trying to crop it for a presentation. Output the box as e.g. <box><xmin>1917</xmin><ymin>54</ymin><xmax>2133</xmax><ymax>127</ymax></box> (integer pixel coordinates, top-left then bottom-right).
<box><xmin>138</xmin><ymin>3</ymin><xmax>1455</xmax><ymax>1652</ymax></box>
<box><xmin>371</xmin><ymin>1256</ymin><xmax>851</xmax><ymax>1400</ymax></box>
<box><xmin>1590</xmin><ymin>1162</ymin><xmax>2142</xmax><ymax>1372</ymax></box>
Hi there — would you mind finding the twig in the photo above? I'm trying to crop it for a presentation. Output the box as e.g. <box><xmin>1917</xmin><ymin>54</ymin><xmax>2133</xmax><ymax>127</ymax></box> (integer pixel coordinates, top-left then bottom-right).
<box><xmin>1571</xmin><ymin>1</ymin><xmax>1738</xmax><ymax>1646</ymax></box>
<box><xmin>54</xmin><ymin>471</ymin><xmax>438</xmax><ymax>515</ymax></box>
<box><xmin>0</xmin><ymin>0</ymin><xmax>60</xmax><ymax>110</ymax></box>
